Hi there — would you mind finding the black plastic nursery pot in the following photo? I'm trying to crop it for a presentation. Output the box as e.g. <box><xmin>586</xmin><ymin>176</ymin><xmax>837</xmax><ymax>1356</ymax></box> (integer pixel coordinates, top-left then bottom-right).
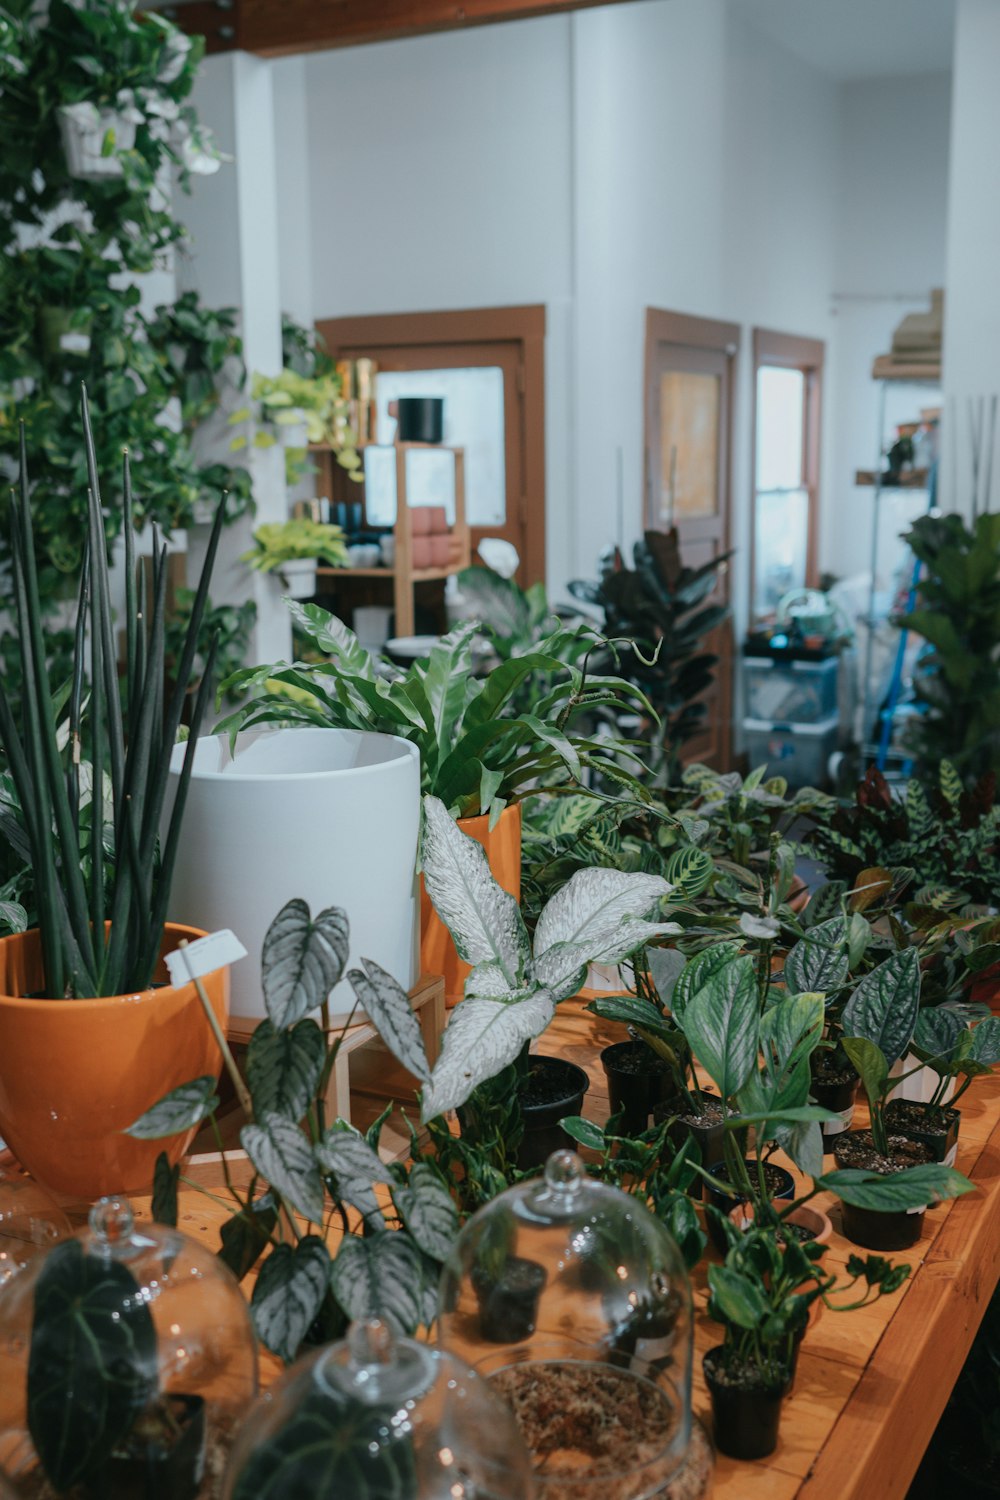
<box><xmin>884</xmin><ymin>1099</ymin><xmax>961</xmax><ymax>1166</ymax></box>
<box><xmin>833</xmin><ymin>1130</ymin><xmax>931</xmax><ymax>1251</ymax></box>
<box><xmin>86</xmin><ymin>1394</ymin><xmax>206</xmax><ymax>1500</ymax></box>
<box><xmin>516</xmin><ymin>1056</ymin><xmax>590</xmax><ymax>1170</ymax></box>
<box><xmin>655</xmin><ymin>1089</ymin><xmax>728</xmax><ymax>1200</ymax></box>
<box><xmin>472</xmin><ymin>1255</ymin><xmax>547</xmax><ymax>1344</ymax></box>
<box><xmin>704</xmin><ymin>1159</ymin><xmax>796</xmax><ymax>1253</ymax></box>
<box><xmin>600</xmin><ymin>1040</ymin><xmax>676</xmax><ymax>1136</ymax></box>
<box><xmin>703</xmin><ymin>1346</ymin><xmax>785</xmax><ymax>1461</ymax></box>
<box><xmin>810</xmin><ymin>1067</ymin><xmax>860</xmax><ymax>1155</ymax></box>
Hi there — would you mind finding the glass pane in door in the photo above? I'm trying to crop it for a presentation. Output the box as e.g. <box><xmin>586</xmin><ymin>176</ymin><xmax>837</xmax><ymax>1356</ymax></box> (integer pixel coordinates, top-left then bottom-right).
<box><xmin>374</xmin><ymin>367</ymin><xmax>506</xmax><ymax>525</ymax></box>
<box><xmin>754</xmin><ymin>486</ymin><xmax>809</xmax><ymax>617</ymax></box>
<box><xmin>658</xmin><ymin>371</ymin><xmax>720</xmax><ymax>522</ymax></box>
<box><xmin>755</xmin><ymin>366</ymin><xmax>805</xmax><ymax>490</ymax></box>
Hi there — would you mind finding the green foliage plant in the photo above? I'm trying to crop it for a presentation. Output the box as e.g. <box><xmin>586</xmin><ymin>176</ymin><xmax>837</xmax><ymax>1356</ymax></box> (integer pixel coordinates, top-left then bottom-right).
<box><xmin>232</xmin><ymin>365</ymin><xmax>362</xmax><ymax>488</ymax></box>
<box><xmin>899</xmin><ymin>511</ymin><xmax>1000</xmax><ymax>780</ymax></box>
<box><xmin>240</xmin><ymin>519</ymin><xmax>350</xmax><ymax>574</ymax></box>
<box><xmin>0</xmin><ymin>395</ymin><xmax>224</xmax><ymax>997</ymax></box>
<box><xmin>219</xmin><ymin>609</ymin><xmax>653</xmax><ymax>821</ymax></box>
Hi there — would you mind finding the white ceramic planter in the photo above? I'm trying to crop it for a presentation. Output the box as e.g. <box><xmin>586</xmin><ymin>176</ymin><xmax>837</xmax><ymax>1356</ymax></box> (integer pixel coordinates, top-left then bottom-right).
<box><xmin>58</xmin><ymin>103</ymin><xmax>135</xmax><ymax>180</ymax></box>
<box><xmin>164</xmin><ymin>728</ymin><xmax>420</xmax><ymax>1021</ymax></box>
<box><xmin>280</xmin><ymin>558</ymin><xmax>317</xmax><ymax>598</ymax></box>
<box><xmin>888</xmin><ymin>1051</ymin><xmax>956</xmax><ymax>1106</ymax></box>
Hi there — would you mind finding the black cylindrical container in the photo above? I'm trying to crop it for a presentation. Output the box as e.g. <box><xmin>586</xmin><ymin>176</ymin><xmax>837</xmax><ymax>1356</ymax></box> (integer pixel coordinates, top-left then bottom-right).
<box><xmin>397</xmin><ymin>396</ymin><xmax>444</xmax><ymax>443</ymax></box>
<box><xmin>703</xmin><ymin>1348</ymin><xmax>785</xmax><ymax>1460</ymax></box>
<box><xmin>516</xmin><ymin>1056</ymin><xmax>589</xmax><ymax>1170</ymax></box>
<box><xmin>600</xmin><ymin>1040</ymin><xmax>675</xmax><ymax>1136</ymax></box>
<box><xmin>472</xmin><ymin>1256</ymin><xmax>546</xmax><ymax>1343</ymax></box>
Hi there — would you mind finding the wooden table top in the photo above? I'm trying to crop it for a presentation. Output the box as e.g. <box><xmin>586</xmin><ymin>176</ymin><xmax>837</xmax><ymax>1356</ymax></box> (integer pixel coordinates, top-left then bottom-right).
<box><xmin>132</xmin><ymin>994</ymin><xmax>1000</xmax><ymax>1499</ymax></box>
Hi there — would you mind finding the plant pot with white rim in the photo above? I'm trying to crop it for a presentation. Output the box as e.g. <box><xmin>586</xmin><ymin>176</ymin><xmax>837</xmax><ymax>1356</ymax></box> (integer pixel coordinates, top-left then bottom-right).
<box><xmin>58</xmin><ymin>100</ymin><xmax>137</xmax><ymax>179</ymax></box>
<box><xmin>280</xmin><ymin>557</ymin><xmax>318</xmax><ymax>598</ymax></box>
<box><xmin>163</xmin><ymin>728</ymin><xmax>421</xmax><ymax>1024</ymax></box>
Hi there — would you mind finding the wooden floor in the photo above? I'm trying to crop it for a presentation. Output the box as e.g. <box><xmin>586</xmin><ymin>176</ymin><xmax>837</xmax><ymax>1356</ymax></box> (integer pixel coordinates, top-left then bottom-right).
<box><xmin>132</xmin><ymin>993</ymin><xmax>1000</xmax><ymax>1499</ymax></box>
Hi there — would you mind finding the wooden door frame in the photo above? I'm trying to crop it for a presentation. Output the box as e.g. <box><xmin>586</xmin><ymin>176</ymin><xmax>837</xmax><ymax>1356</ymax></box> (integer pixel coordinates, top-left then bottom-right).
<box><xmin>750</xmin><ymin>327</ymin><xmax>825</xmax><ymax>619</ymax></box>
<box><xmin>317</xmin><ymin>305</ymin><xmax>546</xmax><ymax>583</ymax></box>
<box><xmin>643</xmin><ymin>308</ymin><xmax>740</xmax><ymax>770</ymax></box>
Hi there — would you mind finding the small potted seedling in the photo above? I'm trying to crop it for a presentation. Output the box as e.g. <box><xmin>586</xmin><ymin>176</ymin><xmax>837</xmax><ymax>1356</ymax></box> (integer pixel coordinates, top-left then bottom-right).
<box><xmin>886</xmin><ymin>1010</ymin><xmax>1000</xmax><ymax>1165</ymax></box>
<box><xmin>467</xmin><ymin>1206</ymin><xmax>547</xmax><ymax>1344</ymax></box>
<box><xmin>834</xmin><ymin>947</ymin><xmax>976</xmax><ymax>1249</ymax></box>
<box><xmin>587</xmin><ymin>949</ymin><xmax>689</xmax><ymax>1136</ymax></box>
<box><xmin>704</xmin><ymin>1223</ymin><xmax>910</xmax><ymax>1459</ymax></box>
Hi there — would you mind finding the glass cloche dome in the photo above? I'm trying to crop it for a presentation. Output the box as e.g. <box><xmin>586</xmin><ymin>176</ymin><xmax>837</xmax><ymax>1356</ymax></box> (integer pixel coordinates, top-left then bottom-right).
<box><xmin>438</xmin><ymin>1151</ymin><xmax>713</xmax><ymax>1500</ymax></box>
<box><xmin>0</xmin><ymin>1161</ymin><xmax>70</xmax><ymax>1291</ymax></box>
<box><xmin>222</xmin><ymin>1318</ymin><xmax>534</xmax><ymax>1499</ymax></box>
<box><xmin>0</xmin><ymin>1196</ymin><xmax>257</xmax><ymax>1498</ymax></box>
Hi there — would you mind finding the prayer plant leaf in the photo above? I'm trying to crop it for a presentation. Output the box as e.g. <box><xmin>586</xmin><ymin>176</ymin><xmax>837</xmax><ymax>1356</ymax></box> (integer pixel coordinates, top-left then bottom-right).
<box><xmin>124</xmin><ymin>1074</ymin><xmax>218</xmax><ymax>1139</ymax></box>
<box><xmin>242</xmin><ymin>1112</ymin><xmax>326</xmax><ymax>1224</ymax></box>
<box><xmin>420</xmin><ymin>795</ymin><xmax>529</xmax><ymax>984</ymax></box>
<box><xmin>246</xmin><ymin>1018</ymin><xmax>326</xmax><ymax>1122</ymax></box>
<box><xmin>421</xmin><ymin>992</ymin><xmax>556</xmax><ymax>1121</ymax></box>
<box><xmin>348</xmin><ymin>959</ymin><xmax>430</xmax><ymax>1083</ymax></box>
<box><xmin>261</xmin><ymin>898</ymin><xmax>350</xmax><ymax>1030</ymax></box>
<box><xmin>330</xmin><ymin>1231</ymin><xmax>424</xmax><ymax>1335</ymax></box>
<box><xmin>250</xmin><ymin>1237</ymin><xmax>331</xmax><ymax>1364</ymax></box>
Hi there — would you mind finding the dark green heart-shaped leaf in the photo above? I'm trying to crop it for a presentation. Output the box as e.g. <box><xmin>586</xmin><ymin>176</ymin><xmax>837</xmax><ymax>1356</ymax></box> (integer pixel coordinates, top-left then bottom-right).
<box><xmin>330</xmin><ymin>1232</ymin><xmax>424</xmax><ymax>1334</ymax></box>
<box><xmin>842</xmin><ymin>948</ymin><xmax>921</xmax><ymax>1067</ymax></box>
<box><xmin>219</xmin><ymin>1200</ymin><xmax>278</xmax><ymax>1281</ymax></box>
<box><xmin>242</xmin><ymin>1113</ymin><xmax>325</xmax><ymax>1224</ymax></box>
<box><xmin>151</xmin><ymin>1152</ymin><xmax>179</xmax><ymax>1227</ymax></box>
<box><xmin>783</xmin><ymin>918</ymin><xmax>849</xmax><ymax>996</ymax></box>
<box><xmin>28</xmin><ymin>1241</ymin><xmax>157</xmax><ymax>1491</ymax></box>
<box><xmin>247</xmin><ymin>1018</ymin><xmax>326</xmax><ymax>1121</ymax></box>
<box><xmin>262</xmin><ymin>899</ymin><xmax>350</xmax><ymax>1029</ymax></box>
<box><xmin>124</xmin><ymin>1074</ymin><xmax>218</xmax><ymax>1139</ymax></box>
<box><xmin>251</xmin><ymin>1237</ymin><xmax>331</xmax><ymax>1364</ymax></box>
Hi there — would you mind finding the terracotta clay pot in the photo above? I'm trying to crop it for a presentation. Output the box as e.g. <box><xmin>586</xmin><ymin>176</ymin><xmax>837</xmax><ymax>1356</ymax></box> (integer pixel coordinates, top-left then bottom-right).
<box><xmin>0</xmin><ymin>924</ymin><xmax>228</xmax><ymax>1200</ymax></box>
<box><xmin>420</xmin><ymin>802</ymin><xmax>522</xmax><ymax>1006</ymax></box>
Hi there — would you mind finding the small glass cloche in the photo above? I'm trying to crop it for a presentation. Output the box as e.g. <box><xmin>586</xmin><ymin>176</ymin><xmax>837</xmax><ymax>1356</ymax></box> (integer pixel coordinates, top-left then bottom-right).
<box><xmin>222</xmin><ymin>1318</ymin><xmax>534</xmax><ymax>1499</ymax></box>
<box><xmin>0</xmin><ymin>1162</ymin><xmax>71</xmax><ymax>1291</ymax></box>
<box><xmin>438</xmin><ymin>1151</ymin><xmax>713</xmax><ymax>1500</ymax></box>
<box><xmin>0</xmin><ymin>1196</ymin><xmax>257</xmax><ymax>1498</ymax></box>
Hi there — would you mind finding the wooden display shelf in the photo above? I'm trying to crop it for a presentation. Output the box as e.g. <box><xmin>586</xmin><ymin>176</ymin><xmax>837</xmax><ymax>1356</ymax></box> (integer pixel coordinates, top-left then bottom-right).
<box><xmin>854</xmin><ymin>467</ymin><xmax>931</xmax><ymax>488</ymax></box>
<box><xmin>130</xmin><ymin>995</ymin><xmax>1000</xmax><ymax>1497</ymax></box>
<box><xmin>871</xmin><ymin>358</ymin><xmax>942</xmax><ymax>382</ymax></box>
<box><xmin>311</xmin><ymin>441</ymin><xmax>472</xmax><ymax>636</ymax></box>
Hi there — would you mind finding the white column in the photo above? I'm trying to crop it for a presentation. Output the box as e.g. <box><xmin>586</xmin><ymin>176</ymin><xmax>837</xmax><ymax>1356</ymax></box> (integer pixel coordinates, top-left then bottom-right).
<box><xmin>942</xmin><ymin>0</ymin><xmax>1000</xmax><ymax>515</ymax></box>
<box><xmin>176</xmin><ymin>51</ymin><xmax>291</xmax><ymax>664</ymax></box>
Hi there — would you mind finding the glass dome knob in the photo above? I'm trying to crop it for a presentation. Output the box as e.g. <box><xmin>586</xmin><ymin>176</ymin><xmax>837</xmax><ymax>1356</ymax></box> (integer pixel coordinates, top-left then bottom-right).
<box><xmin>88</xmin><ymin>1195</ymin><xmax>135</xmax><ymax>1244</ymax></box>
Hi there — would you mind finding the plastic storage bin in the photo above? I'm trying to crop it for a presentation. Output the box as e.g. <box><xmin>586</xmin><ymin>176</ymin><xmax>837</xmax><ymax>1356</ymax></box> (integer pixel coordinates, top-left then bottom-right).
<box><xmin>743</xmin><ymin>655</ymin><xmax>838</xmax><ymax>724</ymax></box>
<box><xmin>742</xmin><ymin>713</ymin><xmax>839</xmax><ymax>788</ymax></box>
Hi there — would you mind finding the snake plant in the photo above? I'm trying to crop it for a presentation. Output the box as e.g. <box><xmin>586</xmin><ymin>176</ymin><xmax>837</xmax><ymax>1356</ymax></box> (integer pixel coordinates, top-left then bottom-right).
<box><xmin>0</xmin><ymin>390</ymin><xmax>224</xmax><ymax>998</ymax></box>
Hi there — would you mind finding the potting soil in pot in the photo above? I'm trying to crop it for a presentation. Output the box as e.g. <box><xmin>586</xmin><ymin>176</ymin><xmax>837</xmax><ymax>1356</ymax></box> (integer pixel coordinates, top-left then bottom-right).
<box><xmin>833</xmin><ymin>1130</ymin><xmax>930</xmax><ymax>1175</ymax></box>
<box><xmin>490</xmin><ymin>1361</ymin><xmax>712</xmax><ymax>1500</ymax></box>
<box><xmin>14</xmin><ymin>1409</ymin><xmax>240</xmax><ymax>1500</ymax></box>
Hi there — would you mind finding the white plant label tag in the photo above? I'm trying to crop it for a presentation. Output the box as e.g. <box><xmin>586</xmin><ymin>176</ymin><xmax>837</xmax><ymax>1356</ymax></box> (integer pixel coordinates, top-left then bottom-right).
<box><xmin>944</xmin><ymin>1143</ymin><xmax>958</xmax><ymax>1168</ymax></box>
<box><xmin>165</xmin><ymin>930</ymin><xmax>247</xmax><ymax>986</ymax></box>
<box><xmin>822</xmin><ymin>1104</ymin><xmax>855</xmax><ymax>1139</ymax></box>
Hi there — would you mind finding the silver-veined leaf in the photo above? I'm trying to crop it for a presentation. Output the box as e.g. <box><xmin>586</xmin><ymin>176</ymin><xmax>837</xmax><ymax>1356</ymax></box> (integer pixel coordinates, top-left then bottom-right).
<box><xmin>330</xmin><ymin>1232</ymin><xmax>424</xmax><ymax>1334</ymax></box>
<box><xmin>250</xmin><ymin>1237</ymin><xmax>331</xmax><ymax>1364</ymax></box>
<box><xmin>841</xmin><ymin>948</ymin><xmax>920</xmax><ymax>1067</ymax></box>
<box><xmin>315</xmin><ymin>1126</ymin><xmax>391</xmax><ymax>1224</ymax></box>
<box><xmin>348</xmin><ymin>959</ymin><xmax>430</xmax><ymax>1083</ymax></box>
<box><xmin>421</xmin><ymin>795</ymin><xmax>530</xmax><ymax>984</ymax></box>
<box><xmin>783</xmin><ymin>917</ymin><xmax>849</xmax><ymax>996</ymax></box>
<box><xmin>241</xmin><ymin>1113</ymin><xmax>325</xmax><ymax>1224</ymax></box>
<box><xmin>125</xmin><ymin>1075</ymin><xmax>218</xmax><ymax>1139</ymax></box>
<box><xmin>246</xmin><ymin>1019</ymin><xmax>326</xmax><ymax>1121</ymax></box>
<box><xmin>391</xmin><ymin>1163</ymin><xmax>459</xmax><ymax>1261</ymax></box>
<box><xmin>261</xmin><ymin>899</ymin><xmax>350</xmax><ymax>1030</ymax></box>
<box><xmin>421</xmin><ymin>992</ymin><xmax>556</xmax><ymax>1120</ymax></box>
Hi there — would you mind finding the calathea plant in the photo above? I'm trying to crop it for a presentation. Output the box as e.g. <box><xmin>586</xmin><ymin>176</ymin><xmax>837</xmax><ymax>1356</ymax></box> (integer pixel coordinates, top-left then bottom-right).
<box><xmin>417</xmin><ymin>793</ymin><xmax>678</xmax><ymax>1120</ymax></box>
<box><xmin>129</xmin><ymin>897</ymin><xmax>459</xmax><ymax>1364</ymax></box>
<box><xmin>0</xmin><ymin>395</ymin><xmax>224</xmax><ymax>996</ymax></box>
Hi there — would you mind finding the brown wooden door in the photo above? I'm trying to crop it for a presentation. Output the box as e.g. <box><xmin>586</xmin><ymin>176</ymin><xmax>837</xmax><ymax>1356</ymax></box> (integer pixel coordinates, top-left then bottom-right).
<box><xmin>318</xmin><ymin>307</ymin><xmax>545</xmax><ymax>584</ymax></box>
<box><xmin>644</xmin><ymin>309</ymin><xmax>739</xmax><ymax>770</ymax></box>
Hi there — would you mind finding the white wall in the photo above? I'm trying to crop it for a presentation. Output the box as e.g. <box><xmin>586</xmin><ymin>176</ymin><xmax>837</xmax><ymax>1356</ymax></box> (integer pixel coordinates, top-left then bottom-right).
<box><xmin>825</xmin><ymin>72</ymin><xmax>952</xmax><ymax>586</ymax></box>
<box><xmin>943</xmin><ymin>0</ymin><xmax>1000</xmax><ymax>514</ymax></box>
<box><xmin>291</xmin><ymin>0</ymin><xmax>842</xmax><ymax>632</ymax></box>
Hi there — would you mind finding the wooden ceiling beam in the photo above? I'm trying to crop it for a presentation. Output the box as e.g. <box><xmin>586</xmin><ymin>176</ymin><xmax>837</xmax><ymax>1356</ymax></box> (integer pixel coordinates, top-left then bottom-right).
<box><xmin>237</xmin><ymin>0</ymin><xmax>636</xmax><ymax>58</ymax></box>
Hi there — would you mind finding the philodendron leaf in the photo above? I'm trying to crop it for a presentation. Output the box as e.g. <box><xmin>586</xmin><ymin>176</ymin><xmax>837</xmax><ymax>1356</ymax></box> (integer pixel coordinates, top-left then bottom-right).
<box><xmin>970</xmin><ymin>1017</ymin><xmax>1000</xmax><ymax>1066</ymax></box>
<box><xmin>646</xmin><ymin>946</ymin><xmax>686</xmax><ymax>1006</ymax></box>
<box><xmin>706</xmin><ymin>1264</ymin><xmax>769</xmax><ymax>1330</ymax></box>
<box><xmin>421</xmin><ymin>992</ymin><xmax>556</xmax><ymax>1120</ymax></box>
<box><xmin>560</xmin><ymin>1116</ymin><xmax>607</xmax><ymax>1150</ymax></box>
<box><xmin>534</xmin><ymin>868</ymin><xmax>673</xmax><ymax>959</ymax></box>
<box><xmin>316</xmin><ymin>1127</ymin><xmax>391</xmax><ymax>1224</ymax></box>
<box><xmin>775</xmin><ymin>1120</ymin><xmax>824</xmax><ymax>1179</ymax></box>
<box><xmin>783</xmin><ymin>917</ymin><xmax>849</xmax><ymax>997</ymax></box>
<box><xmin>250</xmin><ymin>1237</ymin><xmax>331</xmax><ymax>1364</ymax></box>
<box><xmin>821</xmin><ymin>1165</ymin><xmax>974</xmax><ymax>1213</ymax></box>
<box><xmin>421</xmin><ymin>794</ymin><xmax>530</xmax><ymax>985</ymax></box>
<box><xmin>330</xmin><ymin>1231</ymin><xmax>424</xmax><ymax>1334</ymax></box>
<box><xmin>261</xmin><ymin>898</ymin><xmax>350</xmax><ymax>1030</ymax></box>
<box><xmin>841</xmin><ymin>1037</ymin><xmax>889</xmax><ymax>1106</ymax></box>
<box><xmin>242</xmin><ymin>1113</ymin><xmax>326</xmax><ymax>1224</ymax></box>
<box><xmin>678</xmin><ymin>954</ymin><xmax>759</xmax><ymax>1102</ymax></box>
<box><xmin>912</xmin><ymin>1006</ymin><xmax>966</xmax><ymax>1067</ymax></box>
<box><xmin>151</xmin><ymin>1152</ymin><xmax>179</xmax><ymax>1227</ymax></box>
<box><xmin>671</xmin><ymin>944</ymin><xmax>741</xmax><ymax>1021</ymax></box>
<box><xmin>392</xmin><ymin>1163</ymin><xmax>460</xmax><ymax>1261</ymax></box>
<box><xmin>27</xmin><ymin>1241</ymin><xmax>157</xmax><ymax>1491</ymax></box>
<box><xmin>246</xmin><ymin>1018</ymin><xmax>326</xmax><ymax>1121</ymax></box>
<box><xmin>585</xmin><ymin>994</ymin><xmax>676</xmax><ymax>1044</ymax></box>
<box><xmin>125</xmin><ymin>1074</ymin><xmax>218</xmax><ymax>1139</ymax></box>
<box><xmin>348</xmin><ymin>959</ymin><xmax>430</xmax><ymax>1083</ymax></box>
<box><xmin>842</xmin><ymin>948</ymin><xmax>921</xmax><ymax>1067</ymax></box>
